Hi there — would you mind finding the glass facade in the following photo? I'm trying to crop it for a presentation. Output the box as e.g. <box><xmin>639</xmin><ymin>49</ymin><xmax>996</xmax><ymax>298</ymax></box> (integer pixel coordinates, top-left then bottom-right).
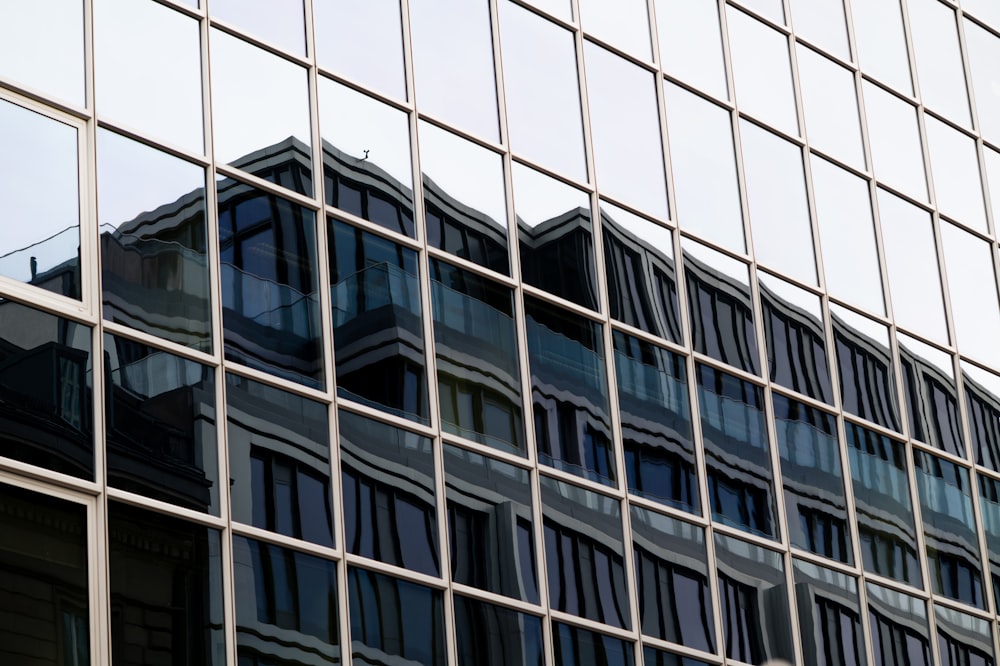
<box><xmin>4</xmin><ymin>1</ymin><xmax>1000</xmax><ymax>664</ymax></box>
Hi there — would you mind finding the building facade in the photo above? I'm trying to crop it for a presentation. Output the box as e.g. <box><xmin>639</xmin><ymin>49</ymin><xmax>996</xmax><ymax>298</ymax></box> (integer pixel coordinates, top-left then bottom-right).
<box><xmin>2</xmin><ymin>0</ymin><xmax>1000</xmax><ymax>665</ymax></box>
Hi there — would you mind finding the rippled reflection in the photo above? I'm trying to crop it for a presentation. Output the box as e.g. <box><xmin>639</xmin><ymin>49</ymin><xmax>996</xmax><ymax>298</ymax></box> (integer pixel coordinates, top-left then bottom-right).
<box><xmin>553</xmin><ymin>622</ymin><xmax>634</xmax><ymax>666</ymax></box>
<box><xmin>935</xmin><ymin>605</ymin><xmax>994</xmax><ymax>666</ymax></box>
<box><xmin>898</xmin><ymin>334</ymin><xmax>962</xmax><ymax>456</ymax></box>
<box><xmin>977</xmin><ymin>474</ymin><xmax>1000</xmax><ymax>610</ymax></box>
<box><xmin>964</xmin><ymin>362</ymin><xmax>1000</xmax><ymax>471</ymax></box>
<box><xmin>792</xmin><ymin>560</ymin><xmax>866</xmax><ymax>666</ymax></box>
<box><xmin>454</xmin><ymin>595</ymin><xmax>543</xmax><ymax>666</ymax></box>
<box><xmin>866</xmin><ymin>584</ymin><xmax>930</xmax><ymax>666</ymax></box>
<box><xmin>832</xmin><ymin>305</ymin><xmax>901</xmax><ymax>431</ymax></box>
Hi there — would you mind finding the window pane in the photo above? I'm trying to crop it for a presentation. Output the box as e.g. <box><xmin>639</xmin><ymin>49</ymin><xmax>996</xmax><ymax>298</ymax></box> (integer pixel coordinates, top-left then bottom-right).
<box><xmin>852</xmin><ymin>0</ymin><xmax>912</xmax><ymax>94</ymax></box>
<box><xmin>864</xmin><ymin>84</ymin><xmax>927</xmax><ymax>200</ymax></box>
<box><xmin>940</xmin><ymin>222</ymin><xmax>1000</xmax><ymax>368</ymax></box>
<box><xmin>907</xmin><ymin>0</ymin><xmax>970</xmax><ymax>126</ymax></box>
<box><xmin>655</xmin><ymin>0</ymin><xmax>728</xmax><ymax>100</ymax></box>
<box><xmin>796</xmin><ymin>45</ymin><xmax>864</xmax><ymax>169</ymax></box>
<box><xmin>793</xmin><ymin>560</ymin><xmax>866</xmax><ymax>666</ymax></box>
<box><xmin>579</xmin><ymin>0</ymin><xmax>651</xmax><ymax>59</ymax></box>
<box><xmin>552</xmin><ymin>622</ymin><xmax>634</xmax><ymax>666</ymax></box>
<box><xmin>454</xmin><ymin>595</ymin><xmax>543</xmax><ymax>666</ymax></box>
<box><xmin>210</xmin><ymin>0</ymin><xmax>305</xmax><ymax>55</ymax></box>
<box><xmin>924</xmin><ymin>117</ymin><xmax>986</xmax><ymax>232</ymax></box>
<box><xmin>831</xmin><ymin>304</ymin><xmax>901</xmax><ymax>431</ymax></box>
<box><xmin>935</xmin><ymin>605</ymin><xmax>994</xmax><ymax>666</ymax></box>
<box><xmin>788</xmin><ymin>0</ymin><xmax>850</xmax><ymax>60</ymax></box>
<box><xmin>897</xmin><ymin>333</ymin><xmax>962</xmax><ymax>457</ymax></box>
<box><xmin>0</xmin><ymin>0</ymin><xmax>84</xmax><ymax>105</ymax></box>
<box><xmin>965</xmin><ymin>19</ymin><xmax>1000</xmax><ymax>147</ymax></box>
<box><xmin>867</xmin><ymin>584</ymin><xmax>931</xmax><ymax>666</ymax></box>
<box><xmin>314</xmin><ymin>0</ymin><xmax>406</xmax><ymax>100</ymax></box>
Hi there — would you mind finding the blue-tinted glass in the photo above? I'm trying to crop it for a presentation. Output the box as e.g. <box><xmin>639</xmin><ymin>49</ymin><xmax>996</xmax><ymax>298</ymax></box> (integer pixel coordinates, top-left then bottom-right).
<box><xmin>697</xmin><ymin>364</ymin><xmax>777</xmax><ymax>539</ymax></box>
<box><xmin>643</xmin><ymin>647</ymin><xmax>711</xmax><ymax>666</ymax></box>
<box><xmin>615</xmin><ymin>331</ymin><xmax>697</xmax><ymax>514</ymax></box>
<box><xmin>329</xmin><ymin>219</ymin><xmax>428</xmax><ymax>423</ymax></box>
<box><xmin>431</xmin><ymin>260</ymin><xmax>523</xmax><ymax>452</ymax></box>
<box><xmin>846</xmin><ymin>423</ymin><xmax>921</xmax><ymax>586</ymax></box>
<box><xmin>453</xmin><ymin>595</ymin><xmax>543</xmax><ymax>666</ymax></box>
<box><xmin>218</xmin><ymin>177</ymin><xmax>323</xmax><ymax>388</ymax></box>
<box><xmin>108</xmin><ymin>502</ymin><xmax>225</xmax><ymax>665</ymax></box>
<box><xmin>348</xmin><ymin>567</ymin><xmax>445</xmax><ymax>666</ymax></box>
<box><xmin>793</xmin><ymin>560</ymin><xmax>867</xmax><ymax>666</ymax></box>
<box><xmin>867</xmin><ymin>583</ymin><xmax>931</xmax><ymax>666</ymax></box>
<box><xmin>978</xmin><ymin>474</ymin><xmax>1000</xmax><ymax>611</ymax></box>
<box><xmin>913</xmin><ymin>452</ymin><xmax>983</xmax><ymax>607</ymax></box>
<box><xmin>526</xmin><ymin>297</ymin><xmax>614</xmax><ymax>485</ymax></box>
<box><xmin>935</xmin><ymin>605</ymin><xmax>994</xmax><ymax>666</ymax></box>
<box><xmin>105</xmin><ymin>333</ymin><xmax>218</xmax><ymax>514</ymax></box>
<box><xmin>339</xmin><ymin>410</ymin><xmax>438</xmax><ymax>576</ymax></box>
<box><xmin>832</xmin><ymin>306</ymin><xmax>901</xmax><ymax>431</ymax></box>
<box><xmin>965</xmin><ymin>365</ymin><xmax>1000</xmax><ymax>471</ymax></box>
<box><xmin>0</xmin><ymin>300</ymin><xmax>92</xmax><ymax>479</ymax></box>
<box><xmin>552</xmin><ymin>622</ymin><xmax>634</xmax><ymax>666</ymax></box>
<box><xmin>774</xmin><ymin>395</ymin><xmax>851</xmax><ymax>563</ymax></box>
<box><xmin>227</xmin><ymin>373</ymin><xmax>333</xmax><ymax>548</ymax></box>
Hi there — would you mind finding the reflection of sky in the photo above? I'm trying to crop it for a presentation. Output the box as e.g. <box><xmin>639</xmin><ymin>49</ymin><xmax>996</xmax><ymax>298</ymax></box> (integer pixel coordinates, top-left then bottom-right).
<box><xmin>600</xmin><ymin>201</ymin><xmax>671</xmax><ymax>259</ymax></box>
<box><xmin>0</xmin><ymin>0</ymin><xmax>84</xmax><ymax>106</ymax></box>
<box><xmin>0</xmin><ymin>100</ymin><xmax>79</xmax><ymax>280</ymax></box>
<box><xmin>831</xmin><ymin>304</ymin><xmax>888</xmax><ymax>347</ymax></box>
<box><xmin>941</xmin><ymin>222</ymin><xmax>1000</xmax><ymax>368</ymax></box>
<box><xmin>898</xmin><ymin>333</ymin><xmax>953</xmax><ymax>378</ymax></box>
<box><xmin>512</xmin><ymin>163</ymin><xmax>588</xmax><ymax>229</ymax></box>
<box><xmin>314</xmin><ymin>0</ymin><xmax>405</xmax><ymax>100</ymax></box>
<box><xmin>211</xmin><ymin>0</ymin><xmax>305</xmax><ymax>55</ymax></box>
<box><xmin>681</xmin><ymin>239</ymin><xmax>747</xmax><ymax>286</ymax></box>
<box><xmin>578</xmin><ymin>0</ymin><xmax>651</xmax><ymax>59</ymax></box>
<box><xmin>655</xmin><ymin>0</ymin><xmax>728</xmax><ymax>101</ymax></box>
<box><xmin>419</xmin><ymin>121</ymin><xmax>505</xmax><ymax>226</ymax></box>
<box><xmin>759</xmin><ymin>273</ymin><xmax>821</xmax><ymax>320</ymax></box>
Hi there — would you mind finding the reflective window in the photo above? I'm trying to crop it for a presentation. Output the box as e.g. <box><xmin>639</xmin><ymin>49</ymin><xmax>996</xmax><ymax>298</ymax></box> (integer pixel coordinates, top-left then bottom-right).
<box><xmin>774</xmin><ymin>396</ymin><xmax>850</xmax><ymax>562</ymax></box>
<box><xmin>408</xmin><ymin>0</ymin><xmax>498</xmax><ymax>141</ymax></box>
<box><xmin>654</xmin><ymin>0</ymin><xmax>728</xmax><ymax>100</ymax></box>
<box><xmin>526</xmin><ymin>298</ymin><xmax>614</xmax><ymax>484</ymax></box>
<box><xmin>925</xmin><ymin>117</ymin><xmax>986</xmax><ymax>232</ymax></box>
<box><xmin>105</xmin><ymin>333</ymin><xmax>218</xmax><ymax>514</ymax></box>
<box><xmin>852</xmin><ymin>0</ymin><xmax>912</xmax><ymax>94</ymax></box>
<box><xmin>218</xmin><ymin>178</ymin><xmax>324</xmax><ymax>388</ymax></box>
<box><xmin>740</xmin><ymin>120</ymin><xmax>816</xmax><ymax>285</ymax></box>
<box><xmin>965</xmin><ymin>362</ymin><xmax>1000</xmax><ymax>471</ymax></box>
<box><xmin>811</xmin><ymin>156</ymin><xmax>884</xmax><ymax>315</ymax></box>
<box><xmin>584</xmin><ymin>41</ymin><xmax>669</xmax><ymax>219</ymax></box>
<box><xmin>339</xmin><ymin>410</ymin><xmax>439</xmax><ymax>576</ymax></box>
<box><xmin>907</xmin><ymin>0</ymin><xmax>970</xmax><ymax>126</ymax></box>
<box><xmin>965</xmin><ymin>19</ymin><xmax>1000</xmax><ymax>147</ymax></box>
<box><xmin>964</xmin><ymin>0</ymin><xmax>1000</xmax><ymax>29</ymax></box>
<box><xmin>631</xmin><ymin>507</ymin><xmax>714</xmax><ymax>652</ymax></box>
<box><xmin>832</xmin><ymin>305</ymin><xmax>901</xmax><ymax>430</ymax></box>
<box><xmin>431</xmin><ymin>261</ymin><xmax>523</xmax><ymax>452</ymax></box>
<box><xmin>314</xmin><ymin>0</ymin><xmax>406</xmax><ymax>100</ymax></box>
<box><xmin>454</xmin><ymin>595</ymin><xmax>543</xmax><ymax>666</ymax></box>
<box><xmin>226</xmin><ymin>373</ymin><xmax>333</xmax><ymax>548</ymax></box>
<box><xmin>579</xmin><ymin>0</ymin><xmax>651</xmax><ymax>59</ymax></box>
<box><xmin>986</xmin><ymin>147</ymin><xmax>1000</xmax><ymax>232</ymax></box>
<box><xmin>867</xmin><ymin>584</ymin><xmax>931</xmax><ymax>666</ymax></box>
<box><xmin>726</xmin><ymin>7</ymin><xmax>798</xmax><ymax>135</ymax></box>
<box><xmin>498</xmin><ymin>2</ymin><xmax>586</xmax><ymax>181</ymax></box>
<box><xmin>977</xmin><ymin>474</ymin><xmax>1000</xmax><ymax>607</ymax></box>
<box><xmin>615</xmin><ymin>331</ymin><xmax>698</xmax><ymax>514</ymax></box>
<box><xmin>644</xmin><ymin>647</ymin><xmax>711</xmax><ymax>666</ymax></box>
<box><xmin>0</xmin><ymin>484</ymin><xmax>89</xmax><ymax>666</ymax></box>
<box><xmin>846</xmin><ymin>423</ymin><xmax>921</xmax><ymax>586</ymax></box>
<box><xmin>513</xmin><ymin>163</ymin><xmax>598</xmax><ymax>309</ymax></box>
<box><xmin>209</xmin><ymin>29</ymin><xmax>312</xmax><ymax>196</ymax></box>
<box><xmin>736</xmin><ymin>0</ymin><xmax>784</xmax><ymax>23</ymax></box>
<box><xmin>210</xmin><ymin>0</ymin><xmax>305</xmax><ymax>56</ymax></box>
<box><xmin>935</xmin><ymin>605</ymin><xmax>994</xmax><ymax>666</ymax></box>
<box><xmin>552</xmin><ymin>622</ymin><xmax>634</xmax><ymax>666</ymax></box>
<box><xmin>714</xmin><ymin>533</ymin><xmax>794</xmax><ymax>663</ymax></box>
<box><xmin>898</xmin><ymin>334</ymin><xmax>962</xmax><ymax>457</ymax></box>
<box><xmin>444</xmin><ymin>445</ymin><xmax>537</xmax><ymax>602</ymax></box>
<box><xmin>788</xmin><ymin>0</ymin><xmax>850</xmax><ymax>61</ymax></box>
<box><xmin>348</xmin><ymin>567</ymin><xmax>445</xmax><ymax>666</ymax></box>
<box><xmin>542</xmin><ymin>476</ymin><xmax>629</xmax><ymax>629</ymax></box>
<box><xmin>602</xmin><ymin>202</ymin><xmax>681</xmax><ymax>343</ymax></box>
<box><xmin>793</xmin><ymin>560</ymin><xmax>866</xmax><ymax>666</ymax></box>
<box><xmin>877</xmin><ymin>189</ymin><xmax>946</xmax><ymax>343</ymax></box>
<box><xmin>0</xmin><ymin>0</ymin><xmax>84</xmax><ymax>105</ymax></box>
<box><xmin>796</xmin><ymin>45</ymin><xmax>864</xmax><ymax>169</ymax></box>
<box><xmin>329</xmin><ymin>218</ymin><xmax>428</xmax><ymax>422</ymax></box>
<box><xmin>98</xmin><ymin>129</ymin><xmax>211</xmax><ymax>351</ymax></box>
<box><xmin>760</xmin><ymin>273</ymin><xmax>832</xmax><ymax>403</ymax></box>
<box><xmin>864</xmin><ymin>84</ymin><xmax>927</xmax><ymax>200</ymax></box>
<box><xmin>0</xmin><ymin>300</ymin><xmax>92</xmax><ymax>479</ymax></box>
<box><xmin>941</xmin><ymin>223</ymin><xmax>1000</xmax><ymax>368</ymax></box>
<box><xmin>684</xmin><ymin>241</ymin><xmax>759</xmax><ymax>374</ymax></box>
<box><xmin>233</xmin><ymin>536</ymin><xmax>339</xmax><ymax>664</ymax></box>
<box><xmin>319</xmin><ymin>77</ymin><xmax>414</xmax><ymax>238</ymax></box>
<box><xmin>664</xmin><ymin>84</ymin><xmax>744</xmax><ymax>252</ymax></box>
<box><xmin>94</xmin><ymin>0</ymin><xmax>203</xmax><ymax>154</ymax></box>
<box><xmin>108</xmin><ymin>502</ymin><xmax>225</xmax><ymax>665</ymax></box>
<box><xmin>0</xmin><ymin>98</ymin><xmax>81</xmax><ymax>300</ymax></box>
<box><xmin>421</xmin><ymin>121</ymin><xmax>509</xmax><ymax>274</ymax></box>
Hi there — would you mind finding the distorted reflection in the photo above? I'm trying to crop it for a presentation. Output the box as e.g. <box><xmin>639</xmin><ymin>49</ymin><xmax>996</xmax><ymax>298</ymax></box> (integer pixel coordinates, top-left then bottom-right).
<box><xmin>552</xmin><ymin>622</ymin><xmax>634</xmax><ymax>666</ymax></box>
<box><xmin>444</xmin><ymin>445</ymin><xmax>537</xmax><ymax>602</ymax></box>
<box><xmin>925</xmin><ymin>117</ymin><xmax>987</xmax><ymax>231</ymax></box>
<box><xmin>0</xmin><ymin>300</ymin><xmax>92</xmax><ymax>479</ymax></box>
<box><xmin>313</xmin><ymin>0</ymin><xmax>406</xmax><ymax>100</ymax></box>
<box><xmin>227</xmin><ymin>373</ymin><xmax>333</xmax><ymax>548</ymax></box>
<box><xmin>0</xmin><ymin>484</ymin><xmax>89</xmax><ymax>666</ymax></box>
<box><xmin>851</xmin><ymin>0</ymin><xmax>912</xmax><ymax>94</ymax></box>
<box><xmin>788</xmin><ymin>0</ymin><xmax>850</xmax><ymax>61</ymax></box>
<box><xmin>210</xmin><ymin>0</ymin><xmax>305</xmax><ymax>56</ymax></box>
<box><xmin>105</xmin><ymin>333</ymin><xmax>218</xmax><ymax>514</ymax></box>
<box><xmin>348</xmin><ymin>567</ymin><xmax>445</xmax><ymax>666</ymax></box>
<box><xmin>683</xmin><ymin>241</ymin><xmax>759</xmax><ymax>375</ymax></box>
<box><xmin>714</xmin><ymin>533</ymin><xmax>794</xmax><ymax>663</ymax></box>
<box><xmin>655</xmin><ymin>0</ymin><xmax>728</xmax><ymax>100</ymax></box>
<box><xmin>408</xmin><ymin>0</ymin><xmax>499</xmax><ymax>141</ymax></box>
<box><xmin>453</xmin><ymin>595</ymin><xmax>543</xmax><ymax>666</ymax></box>
<box><xmin>831</xmin><ymin>305</ymin><xmax>901</xmax><ymax>431</ymax></box>
<box><xmin>792</xmin><ymin>560</ymin><xmax>867</xmax><ymax>666</ymax></box>
<box><xmin>977</xmin><ymin>474</ymin><xmax>1000</xmax><ymax>610</ymax></box>
<box><xmin>108</xmin><ymin>502</ymin><xmax>226</xmax><ymax>666</ymax></box>
<box><xmin>914</xmin><ymin>452</ymin><xmax>983</xmax><ymax>608</ymax></box>
<box><xmin>795</xmin><ymin>44</ymin><xmax>865</xmax><ymax>170</ymax></box>
<box><xmin>498</xmin><ymin>1</ymin><xmax>587</xmax><ymax>181</ymax></box>
<box><xmin>421</xmin><ymin>121</ymin><xmax>509</xmax><ymax>274</ymax></box>
<box><xmin>0</xmin><ymin>98</ymin><xmax>81</xmax><ymax>300</ymax></box>
<box><xmin>513</xmin><ymin>163</ymin><xmax>598</xmax><ymax>310</ymax></box>
<box><xmin>526</xmin><ymin>298</ymin><xmax>614</xmax><ymax>485</ymax></box>
<box><xmin>541</xmin><ymin>476</ymin><xmax>630</xmax><ymax>629</ymax></box>
<box><xmin>644</xmin><ymin>647</ymin><xmax>711</xmax><ymax>666</ymax></box>
<box><xmin>941</xmin><ymin>222</ymin><xmax>1000</xmax><ymax>368</ymax></box>
<box><xmin>615</xmin><ymin>332</ymin><xmax>698</xmax><ymax>514</ymax></box>
<box><xmin>0</xmin><ymin>0</ymin><xmax>84</xmax><ymax>106</ymax></box>
<box><xmin>210</xmin><ymin>29</ymin><xmax>312</xmax><ymax>196</ymax></box>
<box><xmin>759</xmin><ymin>273</ymin><xmax>832</xmax><ymax>403</ymax></box>
<box><xmin>218</xmin><ymin>177</ymin><xmax>324</xmax><ymax>388</ymax></box>
<box><xmin>98</xmin><ymin>129</ymin><xmax>211</xmax><ymax>351</ymax></box>
<box><xmin>898</xmin><ymin>334</ymin><xmax>962</xmax><ymax>457</ymax></box>
<box><xmin>578</xmin><ymin>0</ymin><xmax>651</xmax><ymax>59</ymax></box>
<box><xmin>726</xmin><ymin>6</ymin><xmax>797</xmax><ymax>134</ymax></box>
<box><xmin>965</xmin><ymin>20</ymin><xmax>1000</xmax><ymax>147</ymax></box>
<box><xmin>603</xmin><ymin>202</ymin><xmax>681</xmax><ymax>344</ymax></box>
<box><xmin>935</xmin><ymin>605</ymin><xmax>995</xmax><ymax>666</ymax></box>
<box><xmin>865</xmin><ymin>85</ymin><xmax>927</xmax><ymax>200</ymax></box>
<box><xmin>846</xmin><ymin>423</ymin><xmax>921</xmax><ymax>586</ymax></box>
<box><xmin>233</xmin><ymin>536</ymin><xmax>339</xmax><ymax>665</ymax></box>
<box><xmin>631</xmin><ymin>507</ymin><xmax>714</xmax><ymax>652</ymax></box>
<box><xmin>907</xmin><ymin>0</ymin><xmax>970</xmax><ymax>126</ymax></box>
<box><xmin>698</xmin><ymin>364</ymin><xmax>778</xmax><ymax>539</ymax></box>
<box><xmin>774</xmin><ymin>396</ymin><xmax>850</xmax><ymax>563</ymax></box>
<box><xmin>866</xmin><ymin>583</ymin><xmax>930</xmax><ymax>666</ymax></box>
<box><xmin>319</xmin><ymin>77</ymin><xmax>414</xmax><ymax>237</ymax></box>
<box><xmin>339</xmin><ymin>410</ymin><xmax>439</xmax><ymax>576</ymax></box>
<box><xmin>329</xmin><ymin>219</ymin><xmax>428</xmax><ymax>422</ymax></box>
<box><xmin>431</xmin><ymin>261</ymin><xmax>523</xmax><ymax>451</ymax></box>
<box><xmin>963</xmin><ymin>362</ymin><xmax>1000</xmax><ymax>471</ymax></box>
